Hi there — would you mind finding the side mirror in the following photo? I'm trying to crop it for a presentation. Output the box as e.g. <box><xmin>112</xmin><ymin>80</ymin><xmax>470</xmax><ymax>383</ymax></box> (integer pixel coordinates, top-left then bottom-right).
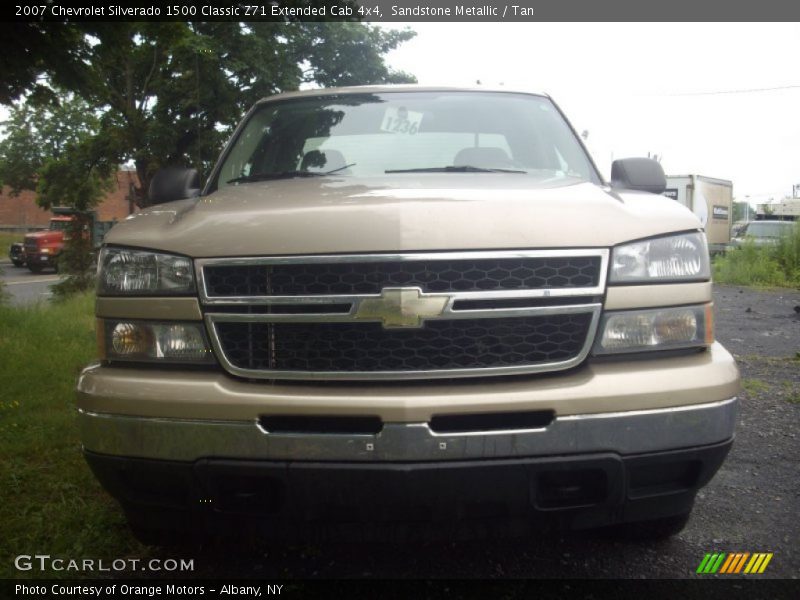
<box><xmin>610</xmin><ymin>158</ymin><xmax>666</xmax><ymax>194</ymax></box>
<box><xmin>149</xmin><ymin>168</ymin><xmax>201</xmax><ymax>204</ymax></box>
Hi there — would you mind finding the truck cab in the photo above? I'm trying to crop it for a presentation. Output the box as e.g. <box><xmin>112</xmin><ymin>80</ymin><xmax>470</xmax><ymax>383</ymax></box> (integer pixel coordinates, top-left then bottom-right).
<box><xmin>77</xmin><ymin>86</ymin><xmax>740</xmax><ymax>543</ymax></box>
<box><xmin>22</xmin><ymin>216</ymin><xmax>73</xmax><ymax>273</ymax></box>
<box><xmin>18</xmin><ymin>210</ymin><xmax>117</xmax><ymax>273</ymax></box>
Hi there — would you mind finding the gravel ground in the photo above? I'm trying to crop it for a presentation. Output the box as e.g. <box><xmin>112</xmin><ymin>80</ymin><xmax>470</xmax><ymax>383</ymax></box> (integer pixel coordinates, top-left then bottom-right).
<box><xmin>149</xmin><ymin>285</ymin><xmax>800</xmax><ymax>580</ymax></box>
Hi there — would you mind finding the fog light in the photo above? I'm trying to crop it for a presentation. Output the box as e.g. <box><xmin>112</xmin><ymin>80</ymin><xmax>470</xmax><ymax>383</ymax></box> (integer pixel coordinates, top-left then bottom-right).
<box><xmin>594</xmin><ymin>304</ymin><xmax>712</xmax><ymax>354</ymax></box>
<box><xmin>105</xmin><ymin>320</ymin><xmax>214</xmax><ymax>363</ymax></box>
<box><xmin>157</xmin><ymin>324</ymin><xmax>209</xmax><ymax>361</ymax></box>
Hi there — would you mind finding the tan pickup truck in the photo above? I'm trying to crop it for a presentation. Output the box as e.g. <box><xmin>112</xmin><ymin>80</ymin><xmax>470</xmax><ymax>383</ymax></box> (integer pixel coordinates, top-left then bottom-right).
<box><xmin>77</xmin><ymin>86</ymin><xmax>739</xmax><ymax>543</ymax></box>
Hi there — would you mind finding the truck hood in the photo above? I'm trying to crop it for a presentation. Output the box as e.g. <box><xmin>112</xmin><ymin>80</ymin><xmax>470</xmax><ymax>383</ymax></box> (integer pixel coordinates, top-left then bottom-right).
<box><xmin>25</xmin><ymin>231</ymin><xmax>63</xmax><ymax>244</ymax></box>
<box><xmin>106</xmin><ymin>175</ymin><xmax>702</xmax><ymax>257</ymax></box>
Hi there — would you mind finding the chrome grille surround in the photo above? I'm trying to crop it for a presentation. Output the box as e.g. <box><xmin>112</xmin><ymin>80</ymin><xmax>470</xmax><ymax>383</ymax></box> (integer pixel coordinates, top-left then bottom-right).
<box><xmin>196</xmin><ymin>250</ymin><xmax>608</xmax><ymax>381</ymax></box>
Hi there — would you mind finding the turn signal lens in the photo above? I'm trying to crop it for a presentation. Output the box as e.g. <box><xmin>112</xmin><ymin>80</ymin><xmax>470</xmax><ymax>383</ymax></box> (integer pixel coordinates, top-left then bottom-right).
<box><xmin>594</xmin><ymin>304</ymin><xmax>712</xmax><ymax>354</ymax></box>
<box><xmin>111</xmin><ymin>322</ymin><xmax>154</xmax><ymax>356</ymax></box>
<box><xmin>105</xmin><ymin>321</ymin><xmax>214</xmax><ymax>364</ymax></box>
<box><xmin>653</xmin><ymin>310</ymin><xmax>697</xmax><ymax>343</ymax></box>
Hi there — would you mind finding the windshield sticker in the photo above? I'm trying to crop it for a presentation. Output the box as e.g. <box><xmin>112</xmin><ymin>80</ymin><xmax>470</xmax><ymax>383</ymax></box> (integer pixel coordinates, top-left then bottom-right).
<box><xmin>380</xmin><ymin>107</ymin><xmax>423</xmax><ymax>135</ymax></box>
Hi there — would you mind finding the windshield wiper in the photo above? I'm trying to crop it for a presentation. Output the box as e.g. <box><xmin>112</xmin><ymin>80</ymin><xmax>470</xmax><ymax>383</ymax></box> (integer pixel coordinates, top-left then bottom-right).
<box><xmin>227</xmin><ymin>164</ymin><xmax>356</xmax><ymax>184</ymax></box>
<box><xmin>228</xmin><ymin>171</ymin><xmax>324</xmax><ymax>184</ymax></box>
<box><xmin>385</xmin><ymin>165</ymin><xmax>527</xmax><ymax>174</ymax></box>
<box><xmin>325</xmin><ymin>163</ymin><xmax>356</xmax><ymax>175</ymax></box>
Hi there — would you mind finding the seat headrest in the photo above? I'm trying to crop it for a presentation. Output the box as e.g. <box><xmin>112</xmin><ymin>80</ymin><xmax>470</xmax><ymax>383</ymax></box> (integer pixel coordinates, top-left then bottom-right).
<box><xmin>453</xmin><ymin>147</ymin><xmax>513</xmax><ymax>168</ymax></box>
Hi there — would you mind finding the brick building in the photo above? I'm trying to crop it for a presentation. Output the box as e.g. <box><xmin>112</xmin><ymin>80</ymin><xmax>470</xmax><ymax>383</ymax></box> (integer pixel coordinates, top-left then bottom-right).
<box><xmin>0</xmin><ymin>169</ymin><xmax>138</xmax><ymax>231</ymax></box>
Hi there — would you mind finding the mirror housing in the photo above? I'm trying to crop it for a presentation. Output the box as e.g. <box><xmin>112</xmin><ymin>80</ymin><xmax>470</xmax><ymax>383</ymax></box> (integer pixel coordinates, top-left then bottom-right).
<box><xmin>148</xmin><ymin>168</ymin><xmax>201</xmax><ymax>205</ymax></box>
<box><xmin>610</xmin><ymin>158</ymin><xmax>666</xmax><ymax>194</ymax></box>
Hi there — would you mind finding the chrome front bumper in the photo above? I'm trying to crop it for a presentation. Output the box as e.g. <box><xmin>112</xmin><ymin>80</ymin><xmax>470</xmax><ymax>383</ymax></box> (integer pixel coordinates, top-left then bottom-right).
<box><xmin>78</xmin><ymin>397</ymin><xmax>737</xmax><ymax>463</ymax></box>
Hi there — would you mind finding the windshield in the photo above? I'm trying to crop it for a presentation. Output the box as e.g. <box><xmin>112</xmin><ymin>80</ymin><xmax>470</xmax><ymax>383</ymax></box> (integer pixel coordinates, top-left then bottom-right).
<box><xmin>742</xmin><ymin>222</ymin><xmax>795</xmax><ymax>238</ymax></box>
<box><xmin>49</xmin><ymin>219</ymin><xmax>71</xmax><ymax>232</ymax></box>
<box><xmin>213</xmin><ymin>91</ymin><xmax>599</xmax><ymax>190</ymax></box>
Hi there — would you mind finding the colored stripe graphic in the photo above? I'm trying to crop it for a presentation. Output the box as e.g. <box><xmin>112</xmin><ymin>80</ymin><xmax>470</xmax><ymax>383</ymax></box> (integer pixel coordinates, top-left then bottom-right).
<box><xmin>703</xmin><ymin>553</ymin><xmax>720</xmax><ymax>573</ymax></box>
<box><xmin>733</xmin><ymin>553</ymin><xmax>750</xmax><ymax>573</ymax></box>
<box><xmin>710</xmin><ymin>553</ymin><xmax>726</xmax><ymax>573</ymax></box>
<box><xmin>719</xmin><ymin>553</ymin><xmax>737</xmax><ymax>574</ymax></box>
<box><xmin>696</xmin><ymin>553</ymin><xmax>712</xmax><ymax>574</ymax></box>
<box><xmin>698</xmin><ymin>552</ymin><xmax>772</xmax><ymax>574</ymax></box>
<box><xmin>698</xmin><ymin>553</ymin><xmax>727</xmax><ymax>574</ymax></box>
<box><xmin>757</xmin><ymin>554</ymin><xmax>773</xmax><ymax>573</ymax></box>
<box><xmin>747</xmin><ymin>554</ymin><xmax>763</xmax><ymax>573</ymax></box>
<box><xmin>744</xmin><ymin>553</ymin><xmax>773</xmax><ymax>574</ymax></box>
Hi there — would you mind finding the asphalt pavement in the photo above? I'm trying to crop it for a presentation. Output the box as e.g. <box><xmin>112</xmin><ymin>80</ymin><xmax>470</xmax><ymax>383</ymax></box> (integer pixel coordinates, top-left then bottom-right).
<box><xmin>0</xmin><ymin>260</ymin><xmax>61</xmax><ymax>305</ymax></box>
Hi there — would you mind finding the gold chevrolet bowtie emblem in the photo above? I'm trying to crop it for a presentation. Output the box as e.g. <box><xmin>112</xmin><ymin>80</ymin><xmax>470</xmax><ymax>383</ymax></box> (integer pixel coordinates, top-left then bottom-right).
<box><xmin>354</xmin><ymin>287</ymin><xmax>450</xmax><ymax>328</ymax></box>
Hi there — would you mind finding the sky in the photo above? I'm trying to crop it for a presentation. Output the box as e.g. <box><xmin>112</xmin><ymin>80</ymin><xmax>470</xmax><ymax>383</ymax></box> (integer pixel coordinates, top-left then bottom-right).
<box><xmin>379</xmin><ymin>22</ymin><xmax>800</xmax><ymax>204</ymax></box>
<box><xmin>3</xmin><ymin>22</ymin><xmax>797</xmax><ymax>205</ymax></box>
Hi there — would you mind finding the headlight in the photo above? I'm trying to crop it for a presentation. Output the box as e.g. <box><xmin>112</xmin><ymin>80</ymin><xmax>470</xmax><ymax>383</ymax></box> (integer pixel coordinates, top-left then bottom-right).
<box><xmin>100</xmin><ymin>320</ymin><xmax>214</xmax><ymax>364</ymax></box>
<box><xmin>593</xmin><ymin>304</ymin><xmax>714</xmax><ymax>355</ymax></box>
<box><xmin>98</xmin><ymin>247</ymin><xmax>195</xmax><ymax>295</ymax></box>
<box><xmin>610</xmin><ymin>232</ymin><xmax>710</xmax><ymax>283</ymax></box>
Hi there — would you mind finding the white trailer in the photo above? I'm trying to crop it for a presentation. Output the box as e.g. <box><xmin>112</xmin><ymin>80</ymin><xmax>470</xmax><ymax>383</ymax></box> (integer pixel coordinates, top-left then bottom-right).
<box><xmin>663</xmin><ymin>175</ymin><xmax>733</xmax><ymax>250</ymax></box>
<box><xmin>756</xmin><ymin>198</ymin><xmax>800</xmax><ymax>220</ymax></box>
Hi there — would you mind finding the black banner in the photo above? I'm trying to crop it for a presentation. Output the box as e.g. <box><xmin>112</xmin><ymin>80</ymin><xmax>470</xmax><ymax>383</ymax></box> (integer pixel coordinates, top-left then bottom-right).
<box><xmin>6</xmin><ymin>0</ymin><xmax>800</xmax><ymax>22</ymax></box>
<box><xmin>3</xmin><ymin>579</ymin><xmax>800</xmax><ymax>600</ymax></box>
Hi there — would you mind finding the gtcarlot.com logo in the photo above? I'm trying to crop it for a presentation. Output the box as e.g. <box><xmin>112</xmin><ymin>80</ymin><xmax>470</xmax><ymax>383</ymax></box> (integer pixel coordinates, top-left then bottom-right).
<box><xmin>14</xmin><ymin>554</ymin><xmax>194</xmax><ymax>573</ymax></box>
<box><xmin>696</xmin><ymin>552</ymin><xmax>773</xmax><ymax>574</ymax></box>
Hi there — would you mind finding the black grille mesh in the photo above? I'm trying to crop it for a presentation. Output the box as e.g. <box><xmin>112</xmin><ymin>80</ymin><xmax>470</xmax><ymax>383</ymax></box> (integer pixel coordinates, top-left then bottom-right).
<box><xmin>204</xmin><ymin>256</ymin><xmax>601</xmax><ymax>297</ymax></box>
<box><xmin>215</xmin><ymin>314</ymin><xmax>592</xmax><ymax>373</ymax></box>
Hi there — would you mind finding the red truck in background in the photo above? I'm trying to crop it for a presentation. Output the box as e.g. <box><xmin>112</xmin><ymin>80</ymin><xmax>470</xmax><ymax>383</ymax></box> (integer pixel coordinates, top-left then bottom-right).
<box><xmin>8</xmin><ymin>209</ymin><xmax>116</xmax><ymax>273</ymax></box>
<box><xmin>19</xmin><ymin>215</ymin><xmax>72</xmax><ymax>273</ymax></box>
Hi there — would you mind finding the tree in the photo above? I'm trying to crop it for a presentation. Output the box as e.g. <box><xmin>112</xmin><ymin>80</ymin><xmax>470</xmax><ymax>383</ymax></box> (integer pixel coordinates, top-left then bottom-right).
<box><xmin>0</xmin><ymin>95</ymin><xmax>113</xmax><ymax>203</ymax></box>
<box><xmin>0</xmin><ymin>23</ymin><xmax>88</xmax><ymax>106</ymax></box>
<box><xmin>0</xmin><ymin>94</ymin><xmax>116</xmax><ymax>296</ymax></box>
<box><xmin>0</xmin><ymin>20</ymin><xmax>416</xmax><ymax>207</ymax></box>
<box><xmin>0</xmin><ymin>19</ymin><xmax>416</xmax><ymax>296</ymax></box>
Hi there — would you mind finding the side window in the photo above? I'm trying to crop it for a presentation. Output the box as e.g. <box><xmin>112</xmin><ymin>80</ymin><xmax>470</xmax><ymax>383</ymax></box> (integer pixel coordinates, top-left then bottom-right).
<box><xmin>217</xmin><ymin>110</ymin><xmax>276</xmax><ymax>189</ymax></box>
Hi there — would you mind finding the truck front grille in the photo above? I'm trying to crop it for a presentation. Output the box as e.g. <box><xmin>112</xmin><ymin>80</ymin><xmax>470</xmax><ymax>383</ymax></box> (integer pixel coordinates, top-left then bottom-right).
<box><xmin>203</xmin><ymin>256</ymin><xmax>601</xmax><ymax>297</ymax></box>
<box><xmin>197</xmin><ymin>250</ymin><xmax>608</xmax><ymax>381</ymax></box>
<box><xmin>216</xmin><ymin>314</ymin><xmax>593</xmax><ymax>373</ymax></box>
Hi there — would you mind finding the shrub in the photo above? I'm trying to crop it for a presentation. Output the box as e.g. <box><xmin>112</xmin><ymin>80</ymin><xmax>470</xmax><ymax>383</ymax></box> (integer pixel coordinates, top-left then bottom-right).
<box><xmin>773</xmin><ymin>221</ymin><xmax>800</xmax><ymax>286</ymax></box>
<box><xmin>714</xmin><ymin>223</ymin><xmax>800</xmax><ymax>288</ymax></box>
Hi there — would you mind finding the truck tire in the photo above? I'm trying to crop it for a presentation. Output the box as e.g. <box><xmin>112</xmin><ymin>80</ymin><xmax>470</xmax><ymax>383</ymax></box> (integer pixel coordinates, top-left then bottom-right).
<box><xmin>11</xmin><ymin>259</ymin><xmax>25</xmax><ymax>268</ymax></box>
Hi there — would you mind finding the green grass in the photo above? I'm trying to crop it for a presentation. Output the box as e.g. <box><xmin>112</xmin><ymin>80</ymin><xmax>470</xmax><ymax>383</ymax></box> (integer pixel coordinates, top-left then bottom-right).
<box><xmin>0</xmin><ymin>294</ymin><xmax>147</xmax><ymax>578</ymax></box>
<box><xmin>780</xmin><ymin>381</ymin><xmax>800</xmax><ymax>405</ymax></box>
<box><xmin>741</xmin><ymin>378</ymin><xmax>770</xmax><ymax>396</ymax></box>
<box><xmin>741</xmin><ymin>377</ymin><xmax>800</xmax><ymax>405</ymax></box>
<box><xmin>0</xmin><ymin>231</ymin><xmax>26</xmax><ymax>251</ymax></box>
<box><xmin>714</xmin><ymin>223</ymin><xmax>800</xmax><ymax>288</ymax></box>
